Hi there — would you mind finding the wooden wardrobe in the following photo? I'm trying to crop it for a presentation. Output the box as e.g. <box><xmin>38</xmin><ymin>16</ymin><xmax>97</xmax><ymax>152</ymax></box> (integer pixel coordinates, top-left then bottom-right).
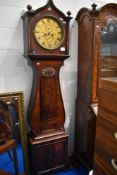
<box><xmin>73</xmin><ymin>3</ymin><xmax>117</xmax><ymax>170</ymax></box>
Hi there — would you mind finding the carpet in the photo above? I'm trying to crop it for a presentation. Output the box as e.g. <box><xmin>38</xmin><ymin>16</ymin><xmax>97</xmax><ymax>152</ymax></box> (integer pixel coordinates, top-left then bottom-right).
<box><xmin>0</xmin><ymin>144</ymin><xmax>89</xmax><ymax>175</ymax></box>
<box><xmin>55</xmin><ymin>166</ymin><xmax>88</xmax><ymax>175</ymax></box>
<box><xmin>0</xmin><ymin>144</ymin><xmax>24</xmax><ymax>174</ymax></box>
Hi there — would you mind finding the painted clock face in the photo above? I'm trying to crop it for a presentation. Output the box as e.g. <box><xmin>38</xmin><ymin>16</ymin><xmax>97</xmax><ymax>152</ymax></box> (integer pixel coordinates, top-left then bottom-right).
<box><xmin>34</xmin><ymin>16</ymin><xmax>64</xmax><ymax>50</ymax></box>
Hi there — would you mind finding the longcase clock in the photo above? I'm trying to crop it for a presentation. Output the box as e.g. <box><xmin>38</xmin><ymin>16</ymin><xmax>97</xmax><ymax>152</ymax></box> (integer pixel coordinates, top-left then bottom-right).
<box><xmin>22</xmin><ymin>0</ymin><xmax>72</xmax><ymax>174</ymax></box>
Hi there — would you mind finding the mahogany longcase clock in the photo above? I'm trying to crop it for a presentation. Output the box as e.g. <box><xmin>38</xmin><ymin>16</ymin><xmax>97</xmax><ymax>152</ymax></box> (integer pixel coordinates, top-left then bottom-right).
<box><xmin>22</xmin><ymin>0</ymin><xmax>72</xmax><ymax>174</ymax></box>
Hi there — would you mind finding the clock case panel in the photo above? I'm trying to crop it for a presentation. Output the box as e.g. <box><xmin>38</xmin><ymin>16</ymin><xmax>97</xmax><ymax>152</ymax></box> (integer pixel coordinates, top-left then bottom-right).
<box><xmin>28</xmin><ymin>60</ymin><xmax>65</xmax><ymax>136</ymax></box>
<box><xmin>22</xmin><ymin>0</ymin><xmax>72</xmax><ymax>60</ymax></box>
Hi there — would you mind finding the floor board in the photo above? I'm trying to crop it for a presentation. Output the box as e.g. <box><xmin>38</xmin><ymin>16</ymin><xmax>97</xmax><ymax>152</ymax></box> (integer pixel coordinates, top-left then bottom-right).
<box><xmin>0</xmin><ymin>171</ymin><xmax>25</xmax><ymax>175</ymax></box>
<box><xmin>0</xmin><ymin>170</ymin><xmax>11</xmax><ymax>175</ymax></box>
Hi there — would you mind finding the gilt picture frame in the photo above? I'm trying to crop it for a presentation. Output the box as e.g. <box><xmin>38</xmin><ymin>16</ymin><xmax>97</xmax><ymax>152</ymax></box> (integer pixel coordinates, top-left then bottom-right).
<box><xmin>0</xmin><ymin>91</ymin><xmax>30</xmax><ymax>175</ymax></box>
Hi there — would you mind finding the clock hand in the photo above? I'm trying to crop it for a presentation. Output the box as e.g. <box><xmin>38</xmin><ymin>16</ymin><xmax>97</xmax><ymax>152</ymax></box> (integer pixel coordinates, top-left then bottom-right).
<box><xmin>45</xmin><ymin>32</ymin><xmax>54</xmax><ymax>40</ymax></box>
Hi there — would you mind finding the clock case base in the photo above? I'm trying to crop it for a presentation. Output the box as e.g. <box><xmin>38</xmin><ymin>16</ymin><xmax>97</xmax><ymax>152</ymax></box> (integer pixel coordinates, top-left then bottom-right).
<box><xmin>28</xmin><ymin>131</ymin><xmax>68</xmax><ymax>175</ymax></box>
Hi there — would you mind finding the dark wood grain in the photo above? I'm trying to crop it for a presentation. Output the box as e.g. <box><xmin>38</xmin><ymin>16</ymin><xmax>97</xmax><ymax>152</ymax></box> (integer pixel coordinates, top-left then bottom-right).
<box><xmin>73</xmin><ymin>3</ymin><xmax>117</xmax><ymax>170</ymax></box>
<box><xmin>93</xmin><ymin>77</ymin><xmax>117</xmax><ymax>175</ymax></box>
<box><xmin>28</xmin><ymin>132</ymin><xmax>68</xmax><ymax>175</ymax></box>
<box><xmin>22</xmin><ymin>0</ymin><xmax>72</xmax><ymax>136</ymax></box>
<box><xmin>27</xmin><ymin>60</ymin><xmax>65</xmax><ymax>136</ymax></box>
<box><xmin>22</xmin><ymin>0</ymin><xmax>72</xmax><ymax>58</ymax></box>
<box><xmin>73</xmin><ymin>5</ymin><xmax>96</xmax><ymax>170</ymax></box>
<box><xmin>22</xmin><ymin>1</ymin><xmax>71</xmax><ymax>174</ymax></box>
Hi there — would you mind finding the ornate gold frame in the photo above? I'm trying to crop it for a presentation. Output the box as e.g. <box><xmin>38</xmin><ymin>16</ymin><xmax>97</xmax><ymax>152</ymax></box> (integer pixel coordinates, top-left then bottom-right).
<box><xmin>0</xmin><ymin>91</ymin><xmax>30</xmax><ymax>175</ymax></box>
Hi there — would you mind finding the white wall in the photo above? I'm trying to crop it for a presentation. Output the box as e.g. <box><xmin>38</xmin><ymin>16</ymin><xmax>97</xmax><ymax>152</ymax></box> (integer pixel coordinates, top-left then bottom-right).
<box><xmin>0</xmin><ymin>0</ymin><xmax>116</xmax><ymax>155</ymax></box>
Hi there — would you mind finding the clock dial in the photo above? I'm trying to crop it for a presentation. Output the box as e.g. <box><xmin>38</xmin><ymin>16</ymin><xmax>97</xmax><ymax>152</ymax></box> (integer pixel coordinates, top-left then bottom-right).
<box><xmin>34</xmin><ymin>16</ymin><xmax>64</xmax><ymax>50</ymax></box>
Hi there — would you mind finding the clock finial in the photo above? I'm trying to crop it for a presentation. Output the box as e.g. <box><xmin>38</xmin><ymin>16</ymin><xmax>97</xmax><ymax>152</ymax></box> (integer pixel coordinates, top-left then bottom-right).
<box><xmin>67</xmin><ymin>11</ymin><xmax>71</xmax><ymax>16</ymax></box>
<box><xmin>67</xmin><ymin>11</ymin><xmax>72</xmax><ymax>20</ymax></box>
<box><xmin>92</xmin><ymin>3</ymin><xmax>97</xmax><ymax>11</ymax></box>
<box><xmin>47</xmin><ymin>0</ymin><xmax>54</xmax><ymax>4</ymax></box>
<box><xmin>27</xmin><ymin>4</ymin><xmax>32</xmax><ymax>11</ymax></box>
<box><xmin>48</xmin><ymin>0</ymin><xmax>53</xmax><ymax>2</ymax></box>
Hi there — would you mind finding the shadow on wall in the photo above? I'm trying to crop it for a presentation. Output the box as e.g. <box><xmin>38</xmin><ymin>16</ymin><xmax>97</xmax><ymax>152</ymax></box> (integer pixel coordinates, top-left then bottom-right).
<box><xmin>60</xmin><ymin>69</ymin><xmax>77</xmax><ymax>155</ymax></box>
<box><xmin>59</xmin><ymin>19</ymin><xmax>78</xmax><ymax>156</ymax></box>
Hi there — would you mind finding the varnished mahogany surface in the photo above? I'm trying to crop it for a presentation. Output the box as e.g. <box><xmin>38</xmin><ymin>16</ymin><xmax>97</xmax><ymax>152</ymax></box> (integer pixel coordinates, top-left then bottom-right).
<box><xmin>93</xmin><ymin>77</ymin><xmax>117</xmax><ymax>175</ymax></box>
<box><xmin>73</xmin><ymin>4</ymin><xmax>96</xmax><ymax>170</ymax></box>
<box><xmin>22</xmin><ymin>0</ymin><xmax>72</xmax><ymax>58</ymax></box>
<box><xmin>28</xmin><ymin>132</ymin><xmax>68</xmax><ymax>175</ymax></box>
<box><xmin>0</xmin><ymin>172</ymin><xmax>25</xmax><ymax>175</ymax></box>
<box><xmin>22</xmin><ymin>0</ymin><xmax>72</xmax><ymax>137</ymax></box>
<box><xmin>73</xmin><ymin>3</ymin><xmax>117</xmax><ymax>170</ymax></box>
<box><xmin>27</xmin><ymin>60</ymin><xmax>65</xmax><ymax>136</ymax></box>
<box><xmin>93</xmin><ymin>159</ymin><xmax>109</xmax><ymax>175</ymax></box>
<box><xmin>22</xmin><ymin>1</ymin><xmax>71</xmax><ymax>174</ymax></box>
<box><xmin>0</xmin><ymin>171</ymin><xmax>11</xmax><ymax>175</ymax></box>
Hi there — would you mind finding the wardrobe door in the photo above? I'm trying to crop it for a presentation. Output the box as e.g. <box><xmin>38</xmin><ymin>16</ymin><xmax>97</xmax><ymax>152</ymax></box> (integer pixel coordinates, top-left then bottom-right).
<box><xmin>73</xmin><ymin>9</ymin><xmax>96</xmax><ymax>169</ymax></box>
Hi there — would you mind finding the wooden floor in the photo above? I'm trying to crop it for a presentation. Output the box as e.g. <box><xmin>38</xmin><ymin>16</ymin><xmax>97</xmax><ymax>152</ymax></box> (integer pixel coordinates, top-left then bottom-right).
<box><xmin>0</xmin><ymin>171</ymin><xmax>25</xmax><ymax>175</ymax></box>
<box><xmin>0</xmin><ymin>171</ymin><xmax>11</xmax><ymax>175</ymax></box>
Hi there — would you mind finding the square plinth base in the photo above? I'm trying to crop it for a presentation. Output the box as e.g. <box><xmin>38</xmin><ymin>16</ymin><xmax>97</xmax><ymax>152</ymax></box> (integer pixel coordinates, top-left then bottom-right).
<box><xmin>28</xmin><ymin>132</ymin><xmax>68</xmax><ymax>175</ymax></box>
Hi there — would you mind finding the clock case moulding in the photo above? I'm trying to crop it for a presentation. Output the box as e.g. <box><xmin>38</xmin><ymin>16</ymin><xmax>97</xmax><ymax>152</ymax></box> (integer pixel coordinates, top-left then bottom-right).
<box><xmin>22</xmin><ymin>0</ymin><xmax>72</xmax><ymax>61</ymax></box>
